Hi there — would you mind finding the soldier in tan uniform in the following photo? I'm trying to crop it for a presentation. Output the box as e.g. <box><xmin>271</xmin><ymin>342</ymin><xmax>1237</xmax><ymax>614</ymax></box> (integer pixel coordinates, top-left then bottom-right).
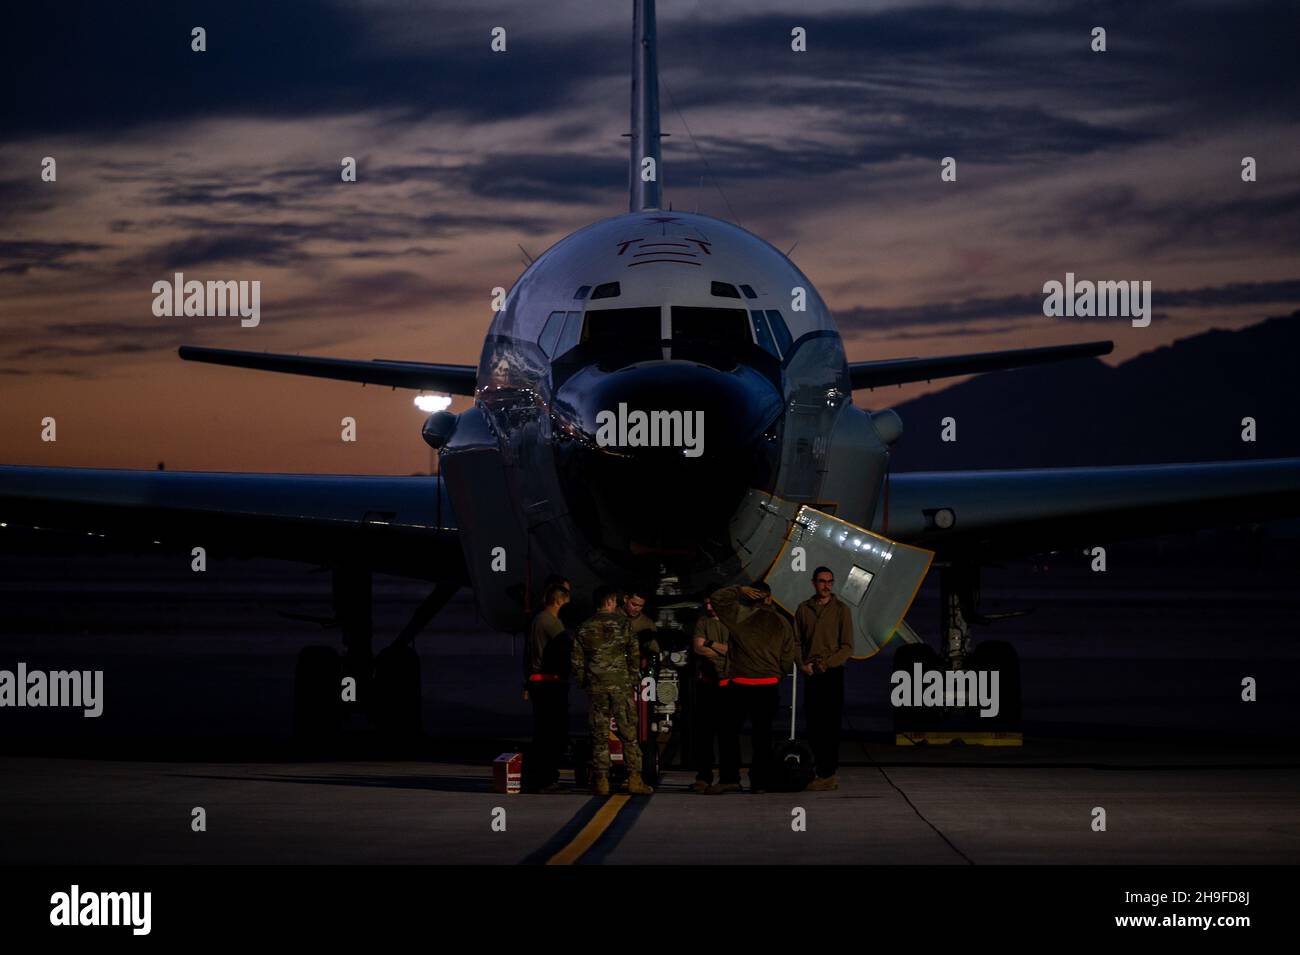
<box><xmin>794</xmin><ymin>566</ymin><xmax>855</xmax><ymax>791</ymax></box>
<box><xmin>691</xmin><ymin>598</ymin><xmax>731</xmax><ymax>792</ymax></box>
<box><xmin>573</xmin><ymin>586</ymin><xmax>654</xmax><ymax>796</ymax></box>
<box><xmin>523</xmin><ymin>582</ymin><xmax>571</xmax><ymax>794</ymax></box>
<box><xmin>707</xmin><ymin>582</ymin><xmax>796</xmax><ymax>794</ymax></box>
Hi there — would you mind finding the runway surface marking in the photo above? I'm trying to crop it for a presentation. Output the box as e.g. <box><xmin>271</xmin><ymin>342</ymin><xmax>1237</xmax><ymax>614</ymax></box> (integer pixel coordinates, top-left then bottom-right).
<box><xmin>545</xmin><ymin>794</ymin><xmax>631</xmax><ymax>865</ymax></box>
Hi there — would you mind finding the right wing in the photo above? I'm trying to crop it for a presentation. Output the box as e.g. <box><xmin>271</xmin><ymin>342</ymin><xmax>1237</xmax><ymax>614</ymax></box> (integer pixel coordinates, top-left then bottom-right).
<box><xmin>0</xmin><ymin>466</ymin><xmax>465</xmax><ymax>582</ymax></box>
<box><xmin>883</xmin><ymin>457</ymin><xmax>1300</xmax><ymax>560</ymax></box>
<box><xmin>178</xmin><ymin>346</ymin><xmax>478</xmax><ymax>394</ymax></box>
<box><xmin>849</xmin><ymin>341</ymin><xmax>1112</xmax><ymax>390</ymax></box>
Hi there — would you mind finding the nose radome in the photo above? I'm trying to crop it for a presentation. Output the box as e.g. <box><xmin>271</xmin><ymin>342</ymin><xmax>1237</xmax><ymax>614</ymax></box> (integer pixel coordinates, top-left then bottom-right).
<box><xmin>559</xmin><ymin>361</ymin><xmax>782</xmax><ymax>458</ymax></box>
<box><xmin>552</xmin><ymin>360</ymin><xmax>784</xmax><ymax>559</ymax></box>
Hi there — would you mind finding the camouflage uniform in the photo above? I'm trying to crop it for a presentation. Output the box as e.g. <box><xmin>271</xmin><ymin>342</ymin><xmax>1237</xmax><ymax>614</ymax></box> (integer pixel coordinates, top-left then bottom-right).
<box><xmin>572</xmin><ymin>610</ymin><xmax>643</xmax><ymax>774</ymax></box>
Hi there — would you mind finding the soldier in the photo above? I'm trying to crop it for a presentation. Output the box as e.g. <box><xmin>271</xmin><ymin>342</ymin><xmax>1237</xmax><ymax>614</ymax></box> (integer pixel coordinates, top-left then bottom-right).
<box><xmin>620</xmin><ymin>587</ymin><xmax>659</xmax><ymax>654</ymax></box>
<box><xmin>707</xmin><ymin>582</ymin><xmax>796</xmax><ymax>794</ymax></box>
<box><xmin>690</xmin><ymin>598</ymin><xmax>731</xmax><ymax>792</ymax></box>
<box><xmin>573</xmin><ymin>586</ymin><xmax>654</xmax><ymax>796</ymax></box>
<box><xmin>523</xmin><ymin>582</ymin><xmax>571</xmax><ymax>794</ymax></box>
<box><xmin>795</xmin><ymin>566</ymin><xmax>854</xmax><ymax>791</ymax></box>
<box><xmin>542</xmin><ymin>574</ymin><xmax>576</xmax><ymax>628</ymax></box>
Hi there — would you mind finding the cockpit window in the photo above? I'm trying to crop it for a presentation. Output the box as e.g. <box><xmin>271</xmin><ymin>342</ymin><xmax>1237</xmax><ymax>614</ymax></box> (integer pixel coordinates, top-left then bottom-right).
<box><xmin>574</xmin><ymin>285</ymin><xmax>591</xmax><ymax>300</ymax></box>
<box><xmin>590</xmin><ymin>281</ymin><xmax>621</xmax><ymax>300</ymax></box>
<box><xmin>739</xmin><ymin>284</ymin><xmax>757</xmax><ymax>299</ymax></box>
<box><xmin>765</xmin><ymin>309</ymin><xmax>794</xmax><ymax>357</ymax></box>
<box><xmin>556</xmin><ymin>310</ymin><xmax>583</xmax><ymax>356</ymax></box>
<box><xmin>581</xmin><ymin>306</ymin><xmax>661</xmax><ymax>344</ymax></box>
<box><xmin>710</xmin><ymin>281</ymin><xmax>741</xmax><ymax>299</ymax></box>
<box><xmin>539</xmin><ymin>310</ymin><xmax>567</xmax><ymax>358</ymax></box>
<box><xmin>670</xmin><ymin>307</ymin><xmax>750</xmax><ymax>347</ymax></box>
<box><xmin>749</xmin><ymin>310</ymin><xmax>779</xmax><ymax>358</ymax></box>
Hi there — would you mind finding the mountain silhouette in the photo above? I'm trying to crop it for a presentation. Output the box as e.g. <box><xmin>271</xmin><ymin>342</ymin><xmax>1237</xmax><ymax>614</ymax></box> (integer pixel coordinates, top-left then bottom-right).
<box><xmin>881</xmin><ymin>312</ymin><xmax>1300</xmax><ymax>471</ymax></box>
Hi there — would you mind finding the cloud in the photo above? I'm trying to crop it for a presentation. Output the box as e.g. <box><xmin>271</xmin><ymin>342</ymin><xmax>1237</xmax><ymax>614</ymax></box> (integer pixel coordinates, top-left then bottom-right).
<box><xmin>836</xmin><ymin>278</ymin><xmax>1300</xmax><ymax>331</ymax></box>
<box><xmin>0</xmin><ymin>240</ymin><xmax>106</xmax><ymax>275</ymax></box>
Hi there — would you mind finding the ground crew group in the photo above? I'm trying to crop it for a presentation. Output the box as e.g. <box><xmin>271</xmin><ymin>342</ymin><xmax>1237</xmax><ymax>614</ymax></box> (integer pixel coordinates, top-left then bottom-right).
<box><xmin>523</xmin><ymin>567</ymin><xmax>853</xmax><ymax>795</ymax></box>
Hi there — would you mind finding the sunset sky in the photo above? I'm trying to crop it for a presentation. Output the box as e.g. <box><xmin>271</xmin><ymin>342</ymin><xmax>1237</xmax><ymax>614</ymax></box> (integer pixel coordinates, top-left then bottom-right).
<box><xmin>2</xmin><ymin>0</ymin><xmax>1297</xmax><ymax>474</ymax></box>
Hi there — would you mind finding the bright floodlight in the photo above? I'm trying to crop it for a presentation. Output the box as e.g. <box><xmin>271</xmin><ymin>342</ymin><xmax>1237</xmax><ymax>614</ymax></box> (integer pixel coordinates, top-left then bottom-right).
<box><xmin>414</xmin><ymin>394</ymin><xmax>453</xmax><ymax>413</ymax></box>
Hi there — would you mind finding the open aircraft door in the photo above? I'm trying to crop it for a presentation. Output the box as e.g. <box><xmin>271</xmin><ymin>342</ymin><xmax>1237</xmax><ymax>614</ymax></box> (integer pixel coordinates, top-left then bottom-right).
<box><xmin>764</xmin><ymin>506</ymin><xmax>934</xmax><ymax>658</ymax></box>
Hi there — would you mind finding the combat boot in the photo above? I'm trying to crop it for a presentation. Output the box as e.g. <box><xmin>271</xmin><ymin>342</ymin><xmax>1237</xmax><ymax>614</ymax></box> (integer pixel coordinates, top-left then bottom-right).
<box><xmin>805</xmin><ymin>774</ymin><xmax>839</xmax><ymax>791</ymax></box>
<box><xmin>626</xmin><ymin>771</ymin><xmax>654</xmax><ymax>795</ymax></box>
<box><xmin>593</xmin><ymin>773</ymin><xmax>611</xmax><ymax>796</ymax></box>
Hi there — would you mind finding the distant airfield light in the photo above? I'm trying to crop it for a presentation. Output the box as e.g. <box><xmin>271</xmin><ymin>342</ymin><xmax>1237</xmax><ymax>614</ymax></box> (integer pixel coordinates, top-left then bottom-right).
<box><xmin>414</xmin><ymin>394</ymin><xmax>453</xmax><ymax>413</ymax></box>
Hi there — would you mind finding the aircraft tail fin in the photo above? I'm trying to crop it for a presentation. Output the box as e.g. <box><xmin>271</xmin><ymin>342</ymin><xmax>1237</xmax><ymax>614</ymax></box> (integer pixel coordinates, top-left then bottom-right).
<box><xmin>629</xmin><ymin>0</ymin><xmax>663</xmax><ymax>212</ymax></box>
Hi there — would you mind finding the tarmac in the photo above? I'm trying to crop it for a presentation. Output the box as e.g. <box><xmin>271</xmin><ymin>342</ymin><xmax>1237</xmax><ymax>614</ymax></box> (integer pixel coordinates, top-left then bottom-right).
<box><xmin>1</xmin><ymin>537</ymin><xmax>1298</xmax><ymax>865</ymax></box>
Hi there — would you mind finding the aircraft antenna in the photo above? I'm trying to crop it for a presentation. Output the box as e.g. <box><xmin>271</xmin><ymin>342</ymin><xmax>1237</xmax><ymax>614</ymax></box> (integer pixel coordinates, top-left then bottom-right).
<box><xmin>662</xmin><ymin>72</ymin><xmax>743</xmax><ymax>228</ymax></box>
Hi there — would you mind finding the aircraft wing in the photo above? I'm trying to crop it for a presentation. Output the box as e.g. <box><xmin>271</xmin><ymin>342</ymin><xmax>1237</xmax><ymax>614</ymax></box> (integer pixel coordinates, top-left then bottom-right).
<box><xmin>883</xmin><ymin>457</ymin><xmax>1300</xmax><ymax>560</ymax></box>
<box><xmin>848</xmin><ymin>340</ymin><xmax>1113</xmax><ymax>390</ymax></box>
<box><xmin>0</xmin><ymin>466</ymin><xmax>465</xmax><ymax>582</ymax></box>
<box><xmin>178</xmin><ymin>346</ymin><xmax>478</xmax><ymax>394</ymax></box>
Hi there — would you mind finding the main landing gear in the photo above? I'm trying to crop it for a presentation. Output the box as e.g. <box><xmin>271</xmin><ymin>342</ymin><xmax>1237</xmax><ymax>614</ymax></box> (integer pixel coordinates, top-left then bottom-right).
<box><xmin>292</xmin><ymin>567</ymin><xmax>458</xmax><ymax>742</ymax></box>
<box><xmin>892</xmin><ymin>561</ymin><xmax>1023</xmax><ymax>745</ymax></box>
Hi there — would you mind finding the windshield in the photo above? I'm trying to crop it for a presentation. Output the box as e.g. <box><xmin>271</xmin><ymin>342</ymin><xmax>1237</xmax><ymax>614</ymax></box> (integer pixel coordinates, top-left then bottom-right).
<box><xmin>670</xmin><ymin>306</ymin><xmax>750</xmax><ymax>348</ymax></box>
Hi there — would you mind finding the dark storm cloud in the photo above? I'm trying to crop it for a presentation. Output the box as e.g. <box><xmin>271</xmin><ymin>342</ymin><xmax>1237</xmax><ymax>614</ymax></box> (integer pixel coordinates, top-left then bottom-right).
<box><xmin>110</xmin><ymin>202</ymin><xmax>553</xmax><ymax>277</ymax></box>
<box><xmin>1035</xmin><ymin>184</ymin><xmax>1300</xmax><ymax>252</ymax></box>
<box><xmin>836</xmin><ymin>278</ymin><xmax>1300</xmax><ymax>331</ymax></box>
<box><xmin>667</xmin><ymin>2</ymin><xmax>1300</xmax><ymax>126</ymax></box>
<box><xmin>5</xmin><ymin>0</ymin><xmax>1294</xmax><ymax>234</ymax></box>
<box><xmin>0</xmin><ymin>267</ymin><xmax>484</xmax><ymax>370</ymax></box>
<box><xmin>152</xmin><ymin>182</ymin><xmax>284</xmax><ymax>209</ymax></box>
<box><xmin>1</xmin><ymin>0</ymin><xmax>623</xmax><ymax>136</ymax></box>
<box><xmin>0</xmin><ymin>179</ymin><xmax>62</xmax><ymax>218</ymax></box>
<box><xmin>458</xmin><ymin>154</ymin><xmax>625</xmax><ymax>203</ymax></box>
<box><xmin>127</xmin><ymin>232</ymin><xmax>306</xmax><ymax>270</ymax></box>
<box><xmin>0</xmin><ymin>240</ymin><xmax>106</xmax><ymax>275</ymax></box>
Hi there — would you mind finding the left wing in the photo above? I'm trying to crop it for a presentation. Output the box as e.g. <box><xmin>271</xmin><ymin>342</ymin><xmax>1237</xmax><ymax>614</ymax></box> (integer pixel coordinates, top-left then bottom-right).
<box><xmin>0</xmin><ymin>466</ymin><xmax>465</xmax><ymax>582</ymax></box>
<box><xmin>178</xmin><ymin>346</ymin><xmax>478</xmax><ymax>394</ymax></box>
<box><xmin>882</xmin><ymin>457</ymin><xmax>1300</xmax><ymax>560</ymax></box>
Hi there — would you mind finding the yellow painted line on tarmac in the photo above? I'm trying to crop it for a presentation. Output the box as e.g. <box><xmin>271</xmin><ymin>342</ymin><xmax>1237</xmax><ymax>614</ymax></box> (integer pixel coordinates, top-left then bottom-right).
<box><xmin>546</xmin><ymin>794</ymin><xmax>631</xmax><ymax>865</ymax></box>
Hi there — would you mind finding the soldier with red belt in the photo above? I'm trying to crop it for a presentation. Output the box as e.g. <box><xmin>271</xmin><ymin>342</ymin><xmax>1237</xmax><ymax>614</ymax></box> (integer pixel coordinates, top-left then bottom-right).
<box><xmin>707</xmin><ymin>582</ymin><xmax>795</xmax><ymax>794</ymax></box>
<box><xmin>523</xmin><ymin>582</ymin><xmax>572</xmax><ymax>794</ymax></box>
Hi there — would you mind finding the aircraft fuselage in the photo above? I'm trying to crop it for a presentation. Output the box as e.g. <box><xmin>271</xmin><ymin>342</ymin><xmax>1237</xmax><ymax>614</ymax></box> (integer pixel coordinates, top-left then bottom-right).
<box><xmin>439</xmin><ymin>211</ymin><xmax>895</xmax><ymax>628</ymax></box>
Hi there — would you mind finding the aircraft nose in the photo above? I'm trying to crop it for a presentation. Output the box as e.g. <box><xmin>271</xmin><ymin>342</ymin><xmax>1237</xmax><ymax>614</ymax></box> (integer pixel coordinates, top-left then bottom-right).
<box><xmin>552</xmin><ymin>361</ymin><xmax>784</xmax><ymax>558</ymax></box>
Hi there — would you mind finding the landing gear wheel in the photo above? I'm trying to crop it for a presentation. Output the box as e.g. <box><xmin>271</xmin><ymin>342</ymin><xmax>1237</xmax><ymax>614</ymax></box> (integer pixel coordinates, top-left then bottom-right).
<box><xmin>372</xmin><ymin>644</ymin><xmax>422</xmax><ymax>738</ymax></box>
<box><xmin>967</xmin><ymin>640</ymin><xmax>1021</xmax><ymax>733</ymax></box>
<box><xmin>891</xmin><ymin>642</ymin><xmax>942</xmax><ymax>737</ymax></box>
<box><xmin>294</xmin><ymin>645</ymin><xmax>343</xmax><ymax>740</ymax></box>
